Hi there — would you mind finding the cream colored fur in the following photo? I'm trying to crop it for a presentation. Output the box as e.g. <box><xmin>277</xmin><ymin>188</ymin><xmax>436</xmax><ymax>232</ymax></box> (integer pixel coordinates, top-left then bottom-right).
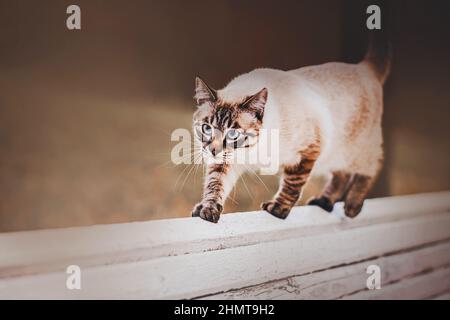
<box><xmin>218</xmin><ymin>60</ymin><xmax>384</xmax><ymax>182</ymax></box>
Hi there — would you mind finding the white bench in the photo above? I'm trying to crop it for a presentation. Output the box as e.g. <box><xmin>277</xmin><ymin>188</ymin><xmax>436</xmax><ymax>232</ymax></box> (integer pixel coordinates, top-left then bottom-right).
<box><xmin>1</xmin><ymin>191</ymin><xmax>449</xmax><ymax>299</ymax></box>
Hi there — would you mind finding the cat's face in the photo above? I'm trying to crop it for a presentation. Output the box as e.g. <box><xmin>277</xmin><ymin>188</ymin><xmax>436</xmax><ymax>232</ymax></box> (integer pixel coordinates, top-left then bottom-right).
<box><xmin>192</xmin><ymin>77</ymin><xmax>267</xmax><ymax>164</ymax></box>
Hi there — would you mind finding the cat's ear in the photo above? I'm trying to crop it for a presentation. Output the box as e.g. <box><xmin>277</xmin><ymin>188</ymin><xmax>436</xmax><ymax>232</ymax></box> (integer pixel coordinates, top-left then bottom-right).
<box><xmin>241</xmin><ymin>88</ymin><xmax>268</xmax><ymax>120</ymax></box>
<box><xmin>194</xmin><ymin>76</ymin><xmax>217</xmax><ymax>105</ymax></box>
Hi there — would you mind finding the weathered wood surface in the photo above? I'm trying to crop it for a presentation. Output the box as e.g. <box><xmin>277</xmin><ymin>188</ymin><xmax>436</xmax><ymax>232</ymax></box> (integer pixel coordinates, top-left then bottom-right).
<box><xmin>0</xmin><ymin>191</ymin><xmax>449</xmax><ymax>299</ymax></box>
<box><xmin>341</xmin><ymin>267</ymin><xmax>450</xmax><ymax>300</ymax></box>
<box><xmin>205</xmin><ymin>241</ymin><xmax>450</xmax><ymax>300</ymax></box>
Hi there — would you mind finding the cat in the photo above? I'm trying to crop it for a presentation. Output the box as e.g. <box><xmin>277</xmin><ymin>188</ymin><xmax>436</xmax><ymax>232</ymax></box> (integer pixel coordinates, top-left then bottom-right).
<box><xmin>191</xmin><ymin>33</ymin><xmax>391</xmax><ymax>223</ymax></box>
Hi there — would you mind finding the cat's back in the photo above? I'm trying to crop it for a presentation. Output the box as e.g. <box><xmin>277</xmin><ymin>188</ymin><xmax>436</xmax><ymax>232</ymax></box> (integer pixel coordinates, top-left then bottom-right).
<box><xmin>218</xmin><ymin>68</ymin><xmax>302</xmax><ymax>103</ymax></box>
<box><xmin>290</xmin><ymin>61</ymin><xmax>381</xmax><ymax>100</ymax></box>
<box><xmin>290</xmin><ymin>61</ymin><xmax>383</xmax><ymax>131</ymax></box>
<box><xmin>221</xmin><ymin>63</ymin><xmax>381</xmax><ymax>107</ymax></box>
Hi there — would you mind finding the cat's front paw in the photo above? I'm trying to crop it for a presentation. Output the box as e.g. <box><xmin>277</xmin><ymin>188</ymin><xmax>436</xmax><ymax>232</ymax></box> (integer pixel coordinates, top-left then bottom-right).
<box><xmin>261</xmin><ymin>200</ymin><xmax>291</xmax><ymax>219</ymax></box>
<box><xmin>191</xmin><ymin>202</ymin><xmax>203</xmax><ymax>217</ymax></box>
<box><xmin>191</xmin><ymin>201</ymin><xmax>223</xmax><ymax>223</ymax></box>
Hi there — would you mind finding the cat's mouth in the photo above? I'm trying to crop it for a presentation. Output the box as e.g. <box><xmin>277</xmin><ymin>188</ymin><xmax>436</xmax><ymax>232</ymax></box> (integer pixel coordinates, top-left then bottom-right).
<box><xmin>202</xmin><ymin>148</ymin><xmax>232</xmax><ymax>164</ymax></box>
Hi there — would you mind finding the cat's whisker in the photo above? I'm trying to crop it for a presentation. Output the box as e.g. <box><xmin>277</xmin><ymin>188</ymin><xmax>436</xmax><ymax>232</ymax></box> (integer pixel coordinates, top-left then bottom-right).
<box><xmin>151</xmin><ymin>126</ymin><xmax>177</xmax><ymax>138</ymax></box>
<box><xmin>156</xmin><ymin>152</ymin><xmax>196</xmax><ymax>170</ymax></box>
<box><xmin>168</xmin><ymin>146</ymin><xmax>204</xmax><ymax>166</ymax></box>
<box><xmin>239</xmin><ymin>172</ymin><xmax>254</xmax><ymax>200</ymax></box>
<box><xmin>245</xmin><ymin>165</ymin><xmax>270</xmax><ymax>193</ymax></box>
<box><xmin>178</xmin><ymin>154</ymin><xmax>203</xmax><ymax>192</ymax></box>
<box><xmin>178</xmin><ymin>165</ymin><xmax>196</xmax><ymax>192</ymax></box>
<box><xmin>226</xmin><ymin>192</ymin><xmax>238</xmax><ymax>205</ymax></box>
<box><xmin>173</xmin><ymin>161</ymin><xmax>196</xmax><ymax>191</ymax></box>
<box><xmin>173</xmin><ymin>167</ymin><xmax>190</xmax><ymax>191</ymax></box>
<box><xmin>192</xmin><ymin>158</ymin><xmax>204</xmax><ymax>189</ymax></box>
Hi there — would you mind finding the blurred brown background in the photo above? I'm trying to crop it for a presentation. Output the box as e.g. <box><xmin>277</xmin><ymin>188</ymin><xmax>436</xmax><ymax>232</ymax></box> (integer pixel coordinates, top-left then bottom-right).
<box><xmin>0</xmin><ymin>0</ymin><xmax>449</xmax><ymax>231</ymax></box>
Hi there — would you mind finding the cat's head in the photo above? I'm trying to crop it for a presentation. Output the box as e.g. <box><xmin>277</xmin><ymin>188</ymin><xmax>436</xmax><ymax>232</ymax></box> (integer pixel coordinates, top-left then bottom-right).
<box><xmin>192</xmin><ymin>77</ymin><xmax>267</xmax><ymax>164</ymax></box>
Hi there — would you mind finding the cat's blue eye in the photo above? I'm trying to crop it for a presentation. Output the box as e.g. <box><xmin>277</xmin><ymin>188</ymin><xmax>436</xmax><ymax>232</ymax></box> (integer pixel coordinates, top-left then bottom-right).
<box><xmin>202</xmin><ymin>124</ymin><xmax>212</xmax><ymax>136</ymax></box>
<box><xmin>226</xmin><ymin>129</ymin><xmax>240</xmax><ymax>141</ymax></box>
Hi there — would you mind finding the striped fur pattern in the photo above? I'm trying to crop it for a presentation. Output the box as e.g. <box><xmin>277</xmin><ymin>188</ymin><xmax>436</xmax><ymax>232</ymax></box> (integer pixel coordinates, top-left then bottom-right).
<box><xmin>261</xmin><ymin>143</ymin><xmax>320</xmax><ymax>219</ymax></box>
<box><xmin>191</xmin><ymin>164</ymin><xmax>229</xmax><ymax>223</ymax></box>
<box><xmin>191</xmin><ymin>78</ymin><xmax>266</xmax><ymax>222</ymax></box>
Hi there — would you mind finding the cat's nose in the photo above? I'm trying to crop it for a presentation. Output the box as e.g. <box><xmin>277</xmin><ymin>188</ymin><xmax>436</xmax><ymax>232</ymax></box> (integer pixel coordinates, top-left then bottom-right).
<box><xmin>210</xmin><ymin>146</ymin><xmax>223</xmax><ymax>157</ymax></box>
<box><xmin>209</xmin><ymin>140</ymin><xmax>222</xmax><ymax>157</ymax></box>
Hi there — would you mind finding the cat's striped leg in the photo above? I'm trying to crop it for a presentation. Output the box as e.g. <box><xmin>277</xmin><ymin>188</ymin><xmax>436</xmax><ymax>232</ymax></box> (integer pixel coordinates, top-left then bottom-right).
<box><xmin>343</xmin><ymin>173</ymin><xmax>374</xmax><ymax>218</ymax></box>
<box><xmin>307</xmin><ymin>171</ymin><xmax>351</xmax><ymax>212</ymax></box>
<box><xmin>261</xmin><ymin>153</ymin><xmax>318</xmax><ymax>219</ymax></box>
<box><xmin>192</xmin><ymin>163</ymin><xmax>240</xmax><ymax>223</ymax></box>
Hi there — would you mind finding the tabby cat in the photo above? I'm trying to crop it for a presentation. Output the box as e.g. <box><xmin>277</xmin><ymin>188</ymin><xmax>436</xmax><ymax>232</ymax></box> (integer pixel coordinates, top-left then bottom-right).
<box><xmin>191</xmin><ymin>34</ymin><xmax>390</xmax><ymax>223</ymax></box>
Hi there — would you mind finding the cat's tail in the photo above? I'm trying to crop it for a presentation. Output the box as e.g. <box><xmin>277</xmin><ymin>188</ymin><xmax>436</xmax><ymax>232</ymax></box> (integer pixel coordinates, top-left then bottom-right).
<box><xmin>363</xmin><ymin>31</ymin><xmax>392</xmax><ymax>84</ymax></box>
